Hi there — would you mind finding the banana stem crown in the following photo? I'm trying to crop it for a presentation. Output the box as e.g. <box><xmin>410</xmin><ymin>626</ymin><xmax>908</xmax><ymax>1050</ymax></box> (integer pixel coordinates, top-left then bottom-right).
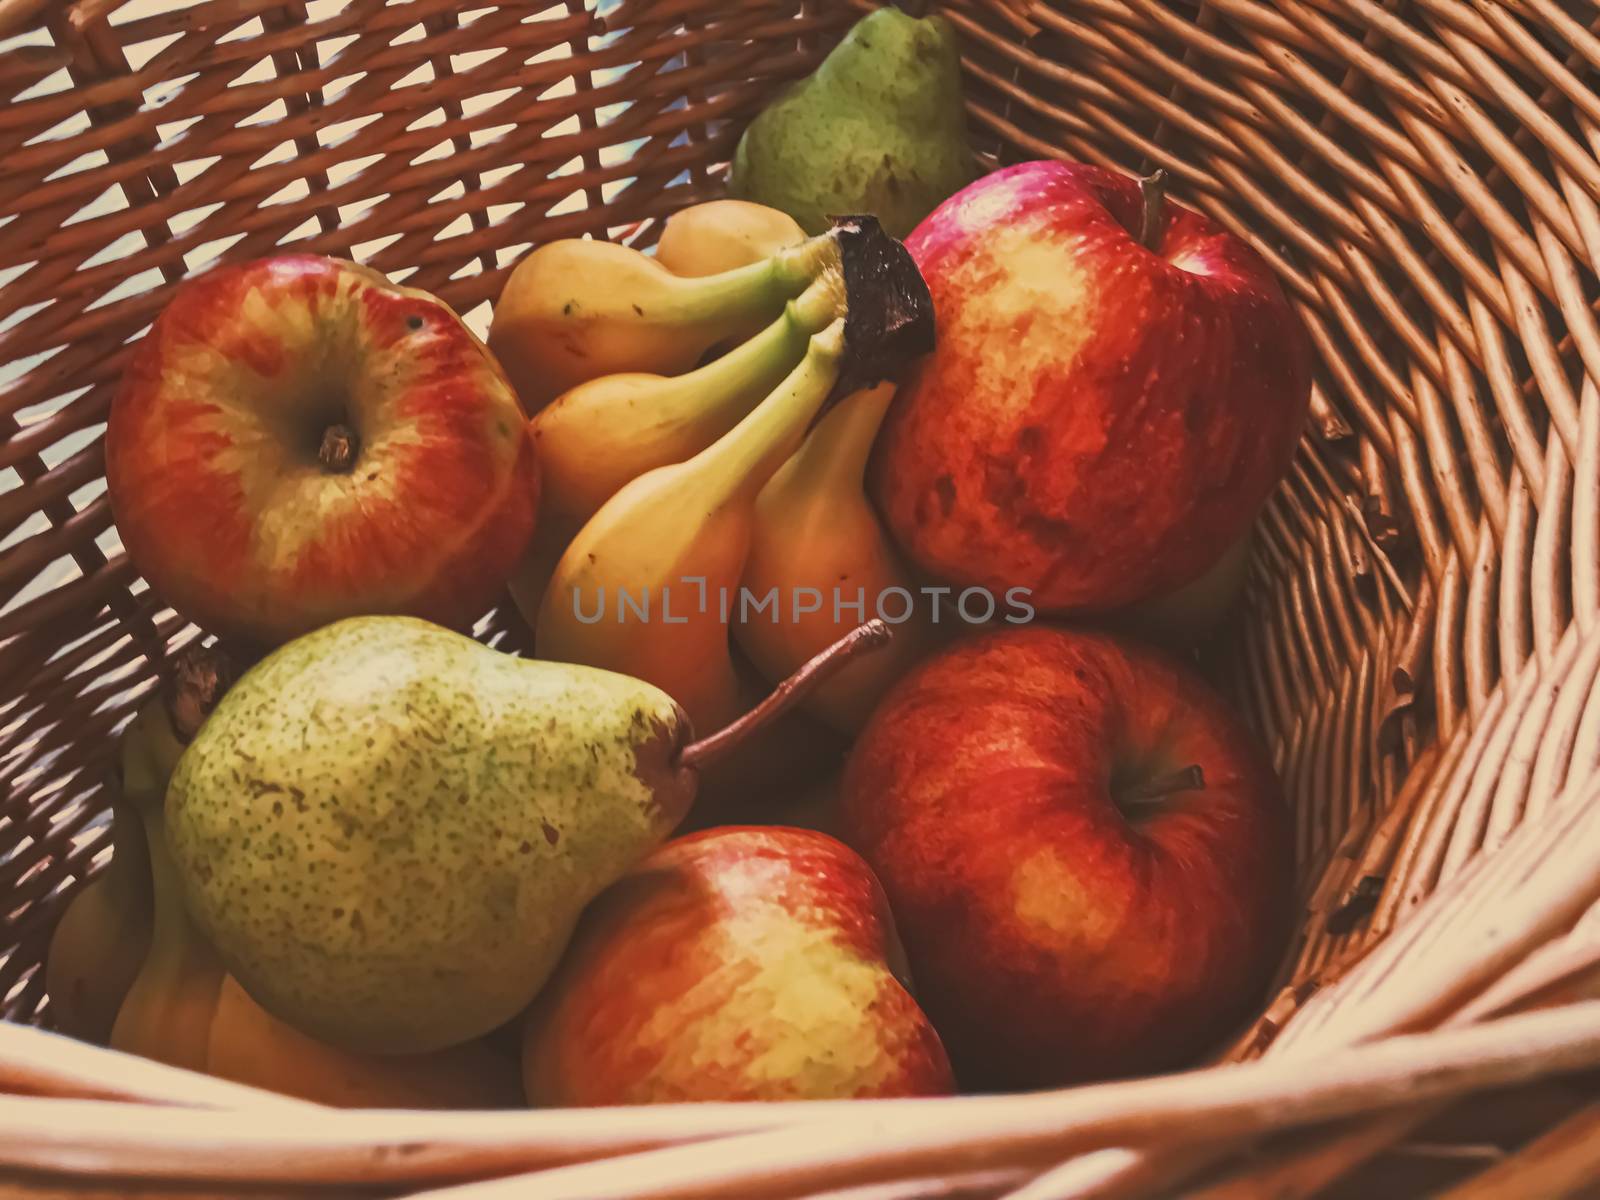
<box><xmin>831</xmin><ymin>214</ymin><xmax>936</xmax><ymax>395</ymax></box>
<box><xmin>672</xmin><ymin>214</ymin><xmax>933</xmax><ymax>397</ymax></box>
<box><xmin>672</xmin><ymin>214</ymin><xmax>933</xmax><ymax>514</ymax></box>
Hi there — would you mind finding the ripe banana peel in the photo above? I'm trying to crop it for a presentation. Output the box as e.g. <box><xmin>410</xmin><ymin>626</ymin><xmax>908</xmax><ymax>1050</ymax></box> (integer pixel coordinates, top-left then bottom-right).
<box><xmin>531</xmin><ymin>274</ymin><xmax>844</xmax><ymax>530</ymax></box>
<box><xmin>108</xmin><ymin>814</ymin><xmax>226</xmax><ymax>1073</ymax></box>
<box><xmin>44</xmin><ymin>797</ymin><xmax>151</xmax><ymax>1044</ymax></box>
<box><xmin>533</xmin><ymin>215</ymin><xmax>933</xmax><ymax>735</ymax></box>
<box><xmin>207</xmin><ymin>975</ymin><xmax>521</xmax><ymax>1108</ymax></box>
<box><xmin>538</xmin><ymin>315</ymin><xmax>850</xmax><ymax>732</ymax></box>
<box><xmin>738</xmin><ymin>383</ymin><xmax>942</xmax><ymax>733</ymax></box>
<box><xmin>48</xmin><ymin>651</ymin><xmax>228</xmax><ymax>1048</ymax></box>
<box><xmin>488</xmin><ymin>230</ymin><xmax>840</xmax><ymax>411</ymax></box>
<box><xmin>655</xmin><ymin>199</ymin><xmax>806</xmax><ymax>278</ymax></box>
<box><xmin>507</xmin><ymin>201</ymin><xmax>822</xmax><ymax>634</ymax></box>
<box><xmin>109</xmin><ymin>652</ymin><xmax>235</xmax><ymax>1072</ymax></box>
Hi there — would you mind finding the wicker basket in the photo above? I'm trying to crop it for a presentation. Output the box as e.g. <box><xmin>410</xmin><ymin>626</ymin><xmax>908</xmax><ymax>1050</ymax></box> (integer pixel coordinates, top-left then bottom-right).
<box><xmin>4</xmin><ymin>0</ymin><xmax>1600</xmax><ymax>1195</ymax></box>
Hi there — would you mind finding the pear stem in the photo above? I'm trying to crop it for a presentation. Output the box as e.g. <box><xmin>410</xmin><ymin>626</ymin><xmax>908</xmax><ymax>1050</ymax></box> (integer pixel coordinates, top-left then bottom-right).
<box><xmin>165</xmin><ymin>644</ymin><xmax>236</xmax><ymax>744</ymax></box>
<box><xmin>1118</xmin><ymin>763</ymin><xmax>1206</xmax><ymax>807</ymax></box>
<box><xmin>894</xmin><ymin>0</ymin><xmax>932</xmax><ymax>16</ymax></box>
<box><xmin>1137</xmin><ymin>169</ymin><xmax>1169</xmax><ymax>252</ymax></box>
<box><xmin>677</xmin><ymin>620</ymin><xmax>893</xmax><ymax>771</ymax></box>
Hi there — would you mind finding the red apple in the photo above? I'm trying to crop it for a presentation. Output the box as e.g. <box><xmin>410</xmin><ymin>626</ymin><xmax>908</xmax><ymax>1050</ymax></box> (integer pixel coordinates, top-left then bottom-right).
<box><xmin>871</xmin><ymin>161</ymin><xmax>1310</xmax><ymax>613</ymax></box>
<box><xmin>521</xmin><ymin>826</ymin><xmax>954</xmax><ymax>1104</ymax></box>
<box><xmin>840</xmin><ymin>625</ymin><xmax>1292</xmax><ymax>1090</ymax></box>
<box><xmin>106</xmin><ymin>255</ymin><xmax>538</xmax><ymax>647</ymax></box>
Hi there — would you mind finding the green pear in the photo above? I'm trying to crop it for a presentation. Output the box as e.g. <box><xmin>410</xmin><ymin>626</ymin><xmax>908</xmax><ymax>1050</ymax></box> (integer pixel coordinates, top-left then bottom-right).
<box><xmin>730</xmin><ymin>5</ymin><xmax>976</xmax><ymax>239</ymax></box>
<box><xmin>164</xmin><ymin>616</ymin><xmax>696</xmax><ymax>1055</ymax></box>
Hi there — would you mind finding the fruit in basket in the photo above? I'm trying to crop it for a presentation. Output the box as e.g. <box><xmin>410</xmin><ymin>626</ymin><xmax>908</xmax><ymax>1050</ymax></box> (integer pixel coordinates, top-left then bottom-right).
<box><xmin>737</xmin><ymin>383</ymin><xmax>939</xmax><ymax>733</ymax></box>
<box><xmin>871</xmin><ymin>161</ymin><xmax>1312</xmax><ymax>614</ymax></box>
<box><xmin>105</xmin><ymin>254</ymin><xmax>538</xmax><ymax>650</ymax></box>
<box><xmin>206</xmin><ymin>976</ymin><xmax>521</xmax><ymax>1108</ymax></box>
<box><xmin>45</xmin><ymin>807</ymin><xmax>152</xmax><ymax>1043</ymax></box>
<box><xmin>730</xmin><ymin>6</ymin><xmax>976</xmax><ymax>240</ymax></box>
<box><xmin>522</xmin><ymin>826</ymin><xmax>953</xmax><ymax>1104</ymax></box>
<box><xmin>110</xmin><ymin>648</ymin><xmax>236</xmax><ymax>1071</ymax></box>
<box><xmin>95</xmin><ymin>653</ymin><xmax>524</xmax><ymax>1105</ymax></box>
<box><xmin>489</xmin><ymin>224</ymin><xmax>846</xmax><ymax>411</ymax></box>
<box><xmin>536</xmin><ymin>217</ymin><xmax>934</xmax><ymax>732</ymax></box>
<box><xmin>531</xmin><ymin>261</ymin><xmax>847</xmax><ymax>533</ymax></box>
<box><xmin>507</xmin><ymin>275</ymin><xmax>840</xmax><ymax>631</ymax></box>
<box><xmin>164</xmin><ymin>615</ymin><xmax>693</xmax><ymax>1053</ymax></box>
<box><xmin>840</xmin><ymin>625</ymin><xmax>1293</xmax><ymax>1089</ymax></box>
<box><xmin>538</xmin><ymin>316</ymin><xmax>847</xmax><ymax>732</ymax></box>
<box><xmin>506</xmin><ymin>199</ymin><xmax>814</xmax><ymax>627</ymax></box>
<box><xmin>655</xmin><ymin>199</ymin><xmax>806</xmax><ymax>277</ymax></box>
<box><xmin>164</xmin><ymin>615</ymin><xmax>891</xmax><ymax>1054</ymax></box>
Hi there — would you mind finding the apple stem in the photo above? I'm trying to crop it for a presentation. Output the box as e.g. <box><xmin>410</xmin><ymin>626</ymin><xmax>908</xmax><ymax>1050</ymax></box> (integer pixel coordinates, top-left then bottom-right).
<box><xmin>164</xmin><ymin>643</ymin><xmax>236</xmax><ymax>744</ymax></box>
<box><xmin>677</xmin><ymin>620</ymin><xmax>893</xmax><ymax>771</ymax></box>
<box><xmin>1119</xmin><ymin>763</ymin><xmax>1205</xmax><ymax>806</ymax></box>
<box><xmin>318</xmin><ymin>424</ymin><xmax>359</xmax><ymax>473</ymax></box>
<box><xmin>1137</xmin><ymin>169</ymin><xmax>1169</xmax><ymax>252</ymax></box>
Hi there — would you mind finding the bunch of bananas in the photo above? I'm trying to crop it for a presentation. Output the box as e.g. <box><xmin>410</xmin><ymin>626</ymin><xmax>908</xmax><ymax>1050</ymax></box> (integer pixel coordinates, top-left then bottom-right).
<box><xmin>45</xmin><ymin>650</ymin><xmax>519</xmax><ymax>1108</ymax></box>
<box><xmin>489</xmin><ymin>200</ymin><xmax>939</xmax><ymax>755</ymax></box>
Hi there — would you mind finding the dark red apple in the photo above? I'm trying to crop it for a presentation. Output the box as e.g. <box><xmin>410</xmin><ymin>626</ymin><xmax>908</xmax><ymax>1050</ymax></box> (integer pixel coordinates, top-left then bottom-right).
<box><xmin>106</xmin><ymin>255</ymin><xmax>538</xmax><ymax>647</ymax></box>
<box><xmin>871</xmin><ymin>161</ymin><xmax>1310</xmax><ymax>613</ymax></box>
<box><xmin>521</xmin><ymin>826</ymin><xmax>954</xmax><ymax>1104</ymax></box>
<box><xmin>840</xmin><ymin>624</ymin><xmax>1292</xmax><ymax>1090</ymax></box>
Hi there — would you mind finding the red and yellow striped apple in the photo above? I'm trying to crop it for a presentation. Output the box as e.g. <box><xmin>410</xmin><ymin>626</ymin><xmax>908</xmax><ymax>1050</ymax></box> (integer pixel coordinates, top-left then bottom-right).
<box><xmin>106</xmin><ymin>255</ymin><xmax>537</xmax><ymax>647</ymax></box>
<box><xmin>521</xmin><ymin>826</ymin><xmax>954</xmax><ymax>1104</ymax></box>
<box><xmin>871</xmin><ymin>161</ymin><xmax>1310</xmax><ymax>614</ymax></box>
<box><xmin>841</xmin><ymin>625</ymin><xmax>1292</xmax><ymax>1090</ymax></box>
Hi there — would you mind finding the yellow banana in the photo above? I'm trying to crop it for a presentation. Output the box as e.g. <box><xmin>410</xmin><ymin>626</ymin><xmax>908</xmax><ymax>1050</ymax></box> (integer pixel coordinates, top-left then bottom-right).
<box><xmin>655</xmin><ymin>199</ymin><xmax>806</xmax><ymax>277</ymax></box>
<box><xmin>532</xmin><ymin>280</ymin><xmax>843</xmax><ymax>530</ymax></box>
<box><xmin>503</xmin><ymin>210</ymin><xmax>930</xmax><ymax>632</ymax></box>
<box><xmin>505</xmin><ymin>212</ymin><xmax>833</xmax><ymax>633</ymax></box>
<box><xmin>45</xmin><ymin>795</ymin><xmax>152</xmax><ymax>1044</ymax></box>
<box><xmin>737</xmin><ymin>383</ymin><xmax>941</xmax><ymax>733</ymax></box>
<box><xmin>537</xmin><ymin>314</ymin><xmax>849</xmax><ymax>732</ymax></box>
<box><xmin>488</xmin><ymin>231</ymin><xmax>842</xmax><ymax>411</ymax></box>
<box><xmin>110</xmin><ymin>649</ymin><xmax>234</xmax><ymax>1072</ymax></box>
<box><xmin>511</xmin><ymin>285</ymin><xmax>839</xmax><ymax>633</ymax></box>
<box><xmin>206</xmin><ymin>975</ymin><xmax>521</xmax><ymax>1109</ymax></box>
<box><xmin>655</xmin><ymin>198</ymin><xmax>811</xmax><ymax>364</ymax></box>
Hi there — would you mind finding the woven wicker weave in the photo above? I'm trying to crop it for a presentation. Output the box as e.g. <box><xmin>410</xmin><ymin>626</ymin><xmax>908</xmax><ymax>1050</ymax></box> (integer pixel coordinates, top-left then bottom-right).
<box><xmin>3</xmin><ymin>0</ymin><xmax>1600</xmax><ymax>1195</ymax></box>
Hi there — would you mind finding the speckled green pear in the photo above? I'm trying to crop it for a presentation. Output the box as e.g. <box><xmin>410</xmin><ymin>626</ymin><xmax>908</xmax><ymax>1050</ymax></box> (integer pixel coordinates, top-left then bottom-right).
<box><xmin>164</xmin><ymin>616</ymin><xmax>695</xmax><ymax>1055</ymax></box>
<box><xmin>729</xmin><ymin>5</ymin><xmax>976</xmax><ymax>239</ymax></box>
